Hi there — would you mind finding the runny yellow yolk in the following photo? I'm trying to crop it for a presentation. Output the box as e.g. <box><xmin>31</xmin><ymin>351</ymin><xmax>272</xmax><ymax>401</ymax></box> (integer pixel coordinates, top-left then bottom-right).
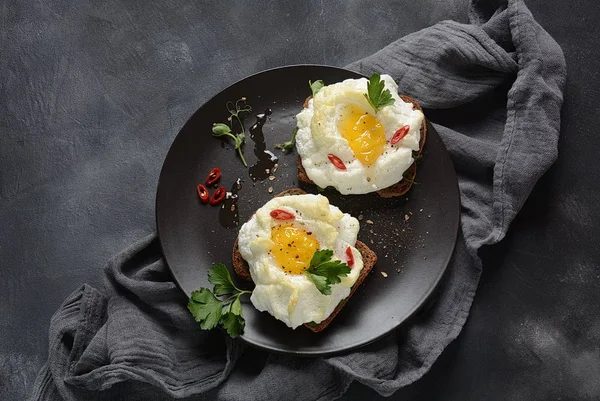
<box><xmin>270</xmin><ymin>224</ymin><xmax>320</xmax><ymax>275</ymax></box>
<box><xmin>337</xmin><ymin>104</ymin><xmax>386</xmax><ymax>166</ymax></box>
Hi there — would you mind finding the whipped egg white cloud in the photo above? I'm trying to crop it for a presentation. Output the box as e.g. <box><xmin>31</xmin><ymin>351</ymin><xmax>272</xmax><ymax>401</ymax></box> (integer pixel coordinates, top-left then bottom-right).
<box><xmin>237</xmin><ymin>194</ymin><xmax>363</xmax><ymax>329</ymax></box>
<box><xmin>295</xmin><ymin>75</ymin><xmax>424</xmax><ymax>195</ymax></box>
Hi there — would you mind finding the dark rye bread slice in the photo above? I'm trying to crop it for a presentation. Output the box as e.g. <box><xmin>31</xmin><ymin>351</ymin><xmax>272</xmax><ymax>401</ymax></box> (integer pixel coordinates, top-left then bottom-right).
<box><xmin>232</xmin><ymin>188</ymin><xmax>377</xmax><ymax>333</ymax></box>
<box><xmin>297</xmin><ymin>94</ymin><xmax>427</xmax><ymax>198</ymax></box>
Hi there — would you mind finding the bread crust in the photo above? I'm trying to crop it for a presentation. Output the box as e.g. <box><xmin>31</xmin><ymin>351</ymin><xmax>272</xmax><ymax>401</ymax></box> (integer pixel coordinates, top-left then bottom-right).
<box><xmin>297</xmin><ymin>94</ymin><xmax>427</xmax><ymax>197</ymax></box>
<box><xmin>231</xmin><ymin>188</ymin><xmax>377</xmax><ymax>332</ymax></box>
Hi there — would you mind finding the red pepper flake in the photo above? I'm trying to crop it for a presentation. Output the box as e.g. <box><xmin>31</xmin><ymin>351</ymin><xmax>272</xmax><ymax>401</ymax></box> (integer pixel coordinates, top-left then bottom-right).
<box><xmin>327</xmin><ymin>154</ymin><xmax>346</xmax><ymax>170</ymax></box>
<box><xmin>346</xmin><ymin>246</ymin><xmax>354</xmax><ymax>267</ymax></box>
<box><xmin>270</xmin><ymin>209</ymin><xmax>295</xmax><ymax>220</ymax></box>
<box><xmin>196</xmin><ymin>184</ymin><xmax>209</xmax><ymax>204</ymax></box>
<box><xmin>205</xmin><ymin>167</ymin><xmax>222</xmax><ymax>186</ymax></box>
<box><xmin>391</xmin><ymin>125</ymin><xmax>410</xmax><ymax>145</ymax></box>
<box><xmin>210</xmin><ymin>186</ymin><xmax>227</xmax><ymax>205</ymax></box>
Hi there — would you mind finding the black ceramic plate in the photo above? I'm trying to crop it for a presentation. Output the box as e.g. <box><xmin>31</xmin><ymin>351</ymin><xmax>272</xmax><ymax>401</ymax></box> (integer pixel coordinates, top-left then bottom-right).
<box><xmin>156</xmin><ymin>65</ymin><xmax>459</xmax><ymax>356</ymax></box>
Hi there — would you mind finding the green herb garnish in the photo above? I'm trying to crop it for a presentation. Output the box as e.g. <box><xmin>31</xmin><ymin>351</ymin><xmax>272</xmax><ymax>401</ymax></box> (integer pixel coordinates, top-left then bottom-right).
<box><xmin>212</xmin><ymin>97</ymin><xmax>252</xmax><ymax>166</ymax></box>
<box><xmin>402</xmin><ymin>166</ymin><xmax>419</xmax><ymax>185</ymax></box>
<box><xmin>188</xmin><ymin>263</ymin><xmax>251</xmax><ymax>337</ymax></box>
<box><xmin>304</xmin><ymin>249</ymin><xmax>351</xmax><ymax>295</ymax></box>
<box><xmin>364</xmin><ymin>73</ymin><xmax>395</xmax><ymax>113</ymax></box>
<box><xmin>274</xmin><ymin>127</ymin><xmax>298</xmax><ymax>153</ymax></box>
<box><xmin>309</xmin><ymin>79</ymin><xmax>325</xmax><ymax>97</ymax></box>
<box><xmin>274</xmin><ymin>80</ymin><xmax>324</xmax><ymax>154</ymax></box>
<box><xmin>402</xmin><ymin>175</ymin><xmax>418</xmax><ymax>185</ymax></box>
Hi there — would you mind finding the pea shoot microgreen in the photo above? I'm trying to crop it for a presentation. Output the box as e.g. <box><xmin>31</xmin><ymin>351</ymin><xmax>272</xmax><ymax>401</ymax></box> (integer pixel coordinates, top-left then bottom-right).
<box><xmin>212</xmin><ymin>97</ymin><xmax>252</xmax><ymax>166</ymax></box>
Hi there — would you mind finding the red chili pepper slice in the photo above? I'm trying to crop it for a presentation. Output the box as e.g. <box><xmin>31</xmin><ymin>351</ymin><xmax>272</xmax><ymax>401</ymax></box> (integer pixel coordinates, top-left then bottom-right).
<box><xmin>270</xmin><ymin>209</ymin><xmax>295</xmax><ymax>220</ymax></box>
<box><xmin>391</xmin><ymin>125</ymin><xmax>410</xmax><ymax>145</ymax></box>
<box><xmin>327</xmin><ymin>154</ymin><xmax>347</xmax><ymax>170</ymax></box>
<box><xmin>205</xmin><ymin>167</ymin><xmax>222</xmax><ymax>186</ymax></box>
<box><xmin>345</xmin><ymin>246</ymin><xmax>354</xmax><ymax>267</ymax></box>
<box><xmin>196</xmin><ymin>184</ymin><xmax>209</xmax><ymax>204</ymax></box>
<box><xmin>209</xmin><ymin>186</ymin><xmax>227</xmax><ymax>205</ymax></box>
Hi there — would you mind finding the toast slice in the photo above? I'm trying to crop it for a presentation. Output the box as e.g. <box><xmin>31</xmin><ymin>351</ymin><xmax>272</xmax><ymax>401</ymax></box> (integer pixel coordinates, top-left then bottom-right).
<box><xmin>232</xmin><ymin>188</ymin><xmax>377</xmax><ymax>333</ymax></box>
<box><xmin>298</xmin><ymin>94</ymin><xmax>427</xmax><ymax>198</ymax></box>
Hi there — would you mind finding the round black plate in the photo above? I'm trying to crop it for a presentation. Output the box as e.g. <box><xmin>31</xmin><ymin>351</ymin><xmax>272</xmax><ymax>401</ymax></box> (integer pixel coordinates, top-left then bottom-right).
<box><xmin>156</xmin><ymin>65</ymin><xmax>460</xmax><ymax>356</ymax></box>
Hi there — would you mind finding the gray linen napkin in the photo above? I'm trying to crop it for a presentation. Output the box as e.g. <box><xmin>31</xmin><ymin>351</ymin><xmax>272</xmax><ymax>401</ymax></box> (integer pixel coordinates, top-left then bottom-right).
<box><xmin>30</xmin><ymin>0</ymin><xmax>566</xmax><ymax>400</ymax></box>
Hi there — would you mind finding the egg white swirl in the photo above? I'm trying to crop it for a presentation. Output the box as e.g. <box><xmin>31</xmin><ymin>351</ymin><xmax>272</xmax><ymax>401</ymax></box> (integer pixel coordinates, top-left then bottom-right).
<box><xmin>237</xmin><ymin>194</ymin><xmax>363</xmax><ymax>329</ymax></box>
<box><xmin>295</xmin><ymin>75</ymin><xmax>424</xmax><ymax>194</ymax></box>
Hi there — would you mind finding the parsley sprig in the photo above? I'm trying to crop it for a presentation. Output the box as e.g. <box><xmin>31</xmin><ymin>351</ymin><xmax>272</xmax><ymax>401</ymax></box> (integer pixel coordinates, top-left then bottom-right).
<box><xmin>364</xmin><ymin>73</ymin><xmax>395</xmax><ymax>113</ymax></box>
<box><xmin>212</xmin><ymin>97</ymin><xmax>252</xmax><ymax>166</ymax></box>
<box><xmin>304</xmin><ymin>249</ymin><xmax>351</xmax><ymax>295</ymax></box>
<box><xmin>187</xmin><ymin>264</ymin><xmax>251</xmax><ymax>337</ymax></box>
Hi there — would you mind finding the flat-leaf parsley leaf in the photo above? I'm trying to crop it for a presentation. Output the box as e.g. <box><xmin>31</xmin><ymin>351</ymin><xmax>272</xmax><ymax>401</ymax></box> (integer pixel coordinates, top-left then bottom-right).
<box><xmin>187</xmin><ymin>264</ymin><xmax>251</xmax><ymax>337</ymax></box>
<box><xmin>221</xmin><ymin>311</ymin><xmax>245</xmax><ymax>337</ymax></box>
<box><xmin>188</xmin><ymin>288</ymin><xmax>223</xmax><ymax>330</ymax></box>
<box><xmin>304</xmin><ymin>249</ymin><xmax>351</xmax><ymax>295</ymax></box>
<box><xmin>208</xmin><ymin>263</ymin><xmax>237</xmax><ymax>296</ymax></box>
<box><xmin>363</xmin><ymin>73</ymin><xmax>395</xmax><ymax>113</ymax></box>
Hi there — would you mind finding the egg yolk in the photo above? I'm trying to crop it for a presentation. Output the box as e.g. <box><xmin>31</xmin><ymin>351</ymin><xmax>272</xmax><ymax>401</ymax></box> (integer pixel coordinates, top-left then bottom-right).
<box><xmin>271</xmin><ymin>224</ymin><xmax>319</xmax><ymax>275</ymax></box>
<box><xmin>337</xmin><ymin>104</ymin><xmax>386</xmax><ymax>166</ymax></box>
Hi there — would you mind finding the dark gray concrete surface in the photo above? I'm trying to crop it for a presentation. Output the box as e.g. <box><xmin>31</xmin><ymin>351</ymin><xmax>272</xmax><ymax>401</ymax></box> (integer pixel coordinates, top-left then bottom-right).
<box><xmin>1</xmin><ymin>1</ymin><xmax>599</xmax><ymax>400</ymax></box>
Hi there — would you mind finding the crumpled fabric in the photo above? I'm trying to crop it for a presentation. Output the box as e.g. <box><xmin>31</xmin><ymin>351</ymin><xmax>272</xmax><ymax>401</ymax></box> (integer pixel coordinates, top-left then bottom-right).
<box><xmin>30</xmin><ymin>0</ymin><xmax>566</xmax><ymax>400</ymax></box>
